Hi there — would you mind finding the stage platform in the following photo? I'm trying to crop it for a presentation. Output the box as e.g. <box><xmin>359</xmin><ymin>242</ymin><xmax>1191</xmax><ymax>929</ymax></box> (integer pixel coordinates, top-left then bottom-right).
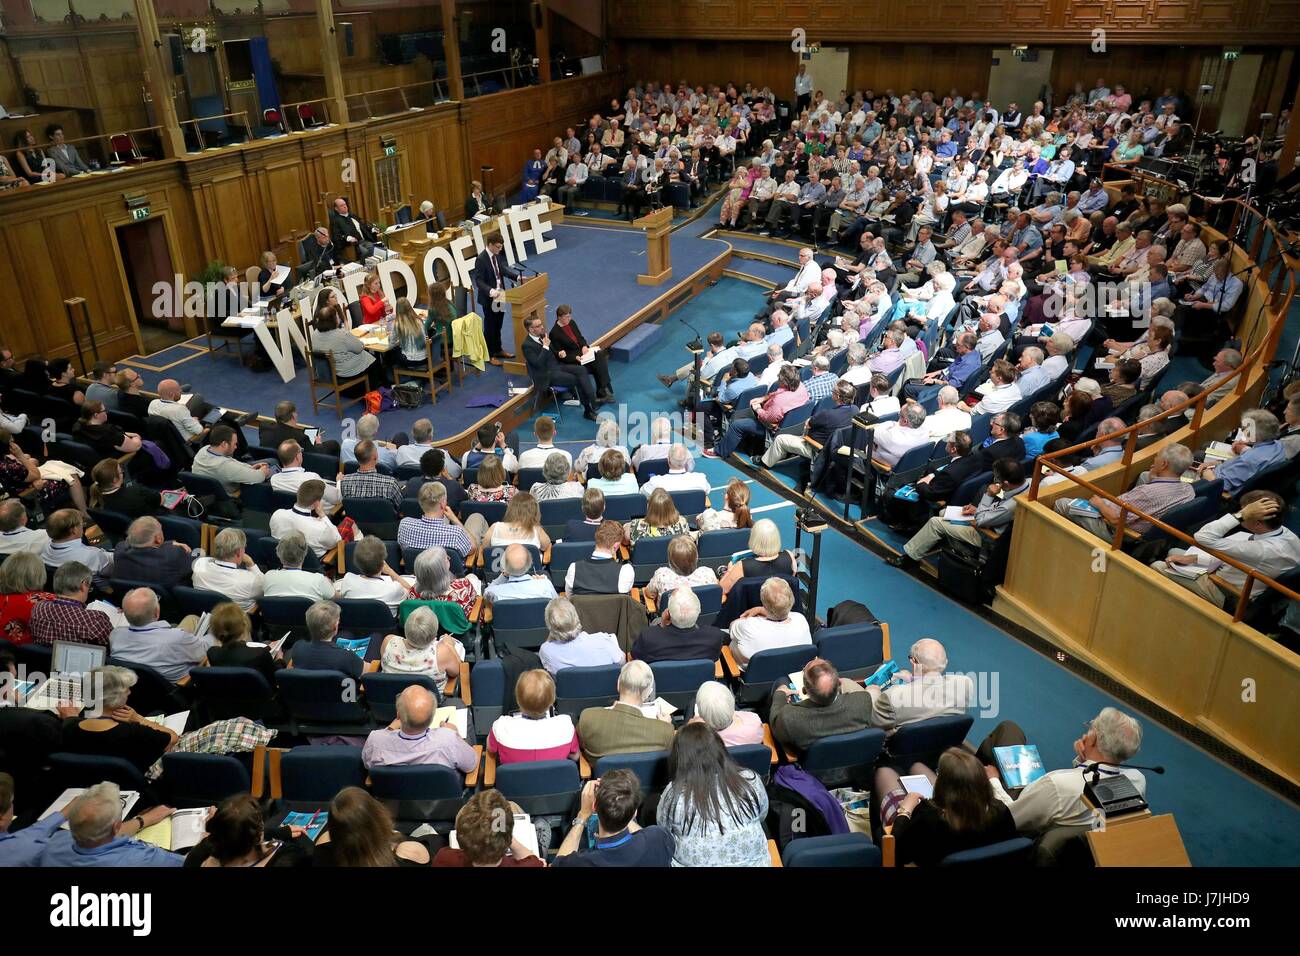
<box><xmin>119</xmin><ymin>215</ymin><xmax>732</xmax><ymax>455</ymax></box>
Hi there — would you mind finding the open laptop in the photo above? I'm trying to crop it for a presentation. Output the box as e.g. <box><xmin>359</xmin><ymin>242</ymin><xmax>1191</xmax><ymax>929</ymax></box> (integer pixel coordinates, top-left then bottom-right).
<box><xmin>24</xmin><ymin>641</ymin><xmax>107</xmax><ymax>711</ymax></box>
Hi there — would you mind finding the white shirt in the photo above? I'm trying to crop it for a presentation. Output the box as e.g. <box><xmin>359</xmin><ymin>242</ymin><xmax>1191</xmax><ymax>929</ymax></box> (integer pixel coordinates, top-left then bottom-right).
<box><xmin>269</xmin><ymin>507</ymin><xmax>343</xmax><ymax>558</ymax></box>
<box><xmin>148</xmin><ymin>398</ymin><xmax>203</xmax><ymax>438</ymax></box>
<box><xmin>271</xmin><ymin>467</ymin><xmax>341</xmax><ymax>507</ymax></box>
<box><xmin>990</xmin><ymin>764</ymin><xmax>1147</xmax><ymax>833</ymax></box>
<box><xmin>335</xmin><ymin>572</ymin><xmax>414</xmax><ymax>612</ymax></box>
<box><xmin>191</xmin><ymin>558</ymin><xmax>265</xmax><ymax>610</ymax></box>
<box><xmin>872</xmin><ymin>423</ymin><xmax>933</xmax><ymax>467</ymax></box>
<box><xmin>264</xmin><ymin>567</ymin><xmax>337</xmax><ymax>601</ymax></box>
<box><xmin>973</xmin><ymin>381</ymin><xmax>1023</xmax><ymax>415</ymax></box>
<box><xmin>782</xmin><ymin>260</ymin><xmax>820</xmax><ymax>296</ymax></box>
<box><xmin>924</xmin><ymin>405</ymin><xmax>973</xmax><ymax>439</ymax></box>
<box><xmin>631</xmin><ymin>441</ymin><xmax>695</xmax><ymax>472</ymax></box>
<box><xmin>862</xmin><ymin>394</ymin><xmax>901</xmax><ymax>418</ymax></box>
<box><xmin>0</xmin><ymin>527</ymin><xmax>49</xmax><ymax>556</ymax></box>
<box><xmin>518</xmin><ymin>443</ymin><xmax>573</xmax><ymax>471</ymax></box>
<box><xmin>729</xmin><ymin>614</ymin><xmax>813</xmax><ymax>670</ymax></box>
<box><xmin>1042</xmin><ymin>353</ymin><xmax>1069</xmax><ymax>380</ymax></box>
<box><xmin>641</xmin><ymin>470</ymin><xmax>711</xmax><ymax>497</ymax></box>
<box><xmin>0</xmin><ymin>409</ymin><xmax>27</xmax><ymax>435</ymax></box>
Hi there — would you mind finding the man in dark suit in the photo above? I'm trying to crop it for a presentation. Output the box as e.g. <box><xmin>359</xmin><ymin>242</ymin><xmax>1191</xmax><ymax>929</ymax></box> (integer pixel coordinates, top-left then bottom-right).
<box><xmin>298</xmin><ymin>226</ymin><xmax>340</xmax><ymax>281</ymax></box>
<box><xmin>759</xmin><ymin>380</ymin><xmax>860</xmax><ymax>491</ymax></box>
<box><xmin>259</xmin><ymin>400</ymin><xmax>341</xmax><ymax>458</ymax></box>
<box><xmin>879</xmin><ymin>430</ymin><xmax>981</xmax><ymax>532</ymax></box>
<box><xmin>971</xmin><ymin>412</ymin><xmax>1026</xmax><ymax>471</ymax></box>
<box><xmin>111</xmin><ymin>516</ymin><xmax>194</xmax><ymax>589</ymax></box>
<box><xmin>474</xmin><ymin>235</ymin><xmax>523</xmax><ymax>365</ymax></box>
<box><xmin>630</xmin><ymin>588</ymin><xmax>727</xmax><ymax>664</ymax></box>
<box><xmin>521</xmin><ymin>315</ymin><xmax>597</xmax><ymax>420</ymax></box>
<box><xmin>329</xmin><ymin>196</ymin><xmax>380</xmax><ymax>260</ymax></box>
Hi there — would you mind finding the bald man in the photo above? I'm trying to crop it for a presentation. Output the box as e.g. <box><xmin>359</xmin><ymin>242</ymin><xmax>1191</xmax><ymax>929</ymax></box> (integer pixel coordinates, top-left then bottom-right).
<box><xmin>361</xmin><ymin>684</ymin><xmax>477</xmax><ymax>772</ymax></box>
<box><xmin>147</xmin><ymin>377</ymin><xmax>255</xmax><ymax>453</ymax></box>
<box><xmin>329</xmin><ymin>196</ymin><xmax>380</xmax><ymax>259</ymax></box>
<box><xmin>108</xmin><ymin>587</ymin><xmax>211</xmax><ymax>683</ymax></box>
<box><xmin>111</xmin><ymin>515</ymin><xmax>194</xmax><ymax>588</ymax></box>
<box><xmin>864</xmin><ymin>638</ymin><xmax>975</xmax><ymax>729</ymax></box>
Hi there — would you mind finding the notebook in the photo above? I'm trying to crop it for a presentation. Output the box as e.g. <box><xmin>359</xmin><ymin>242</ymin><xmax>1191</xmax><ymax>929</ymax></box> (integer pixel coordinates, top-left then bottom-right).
<box><xmin>942</xmin><ymin>505</ymin><xmax>974</xmax><ymax>522</ymax></box>
<box><xmin>137</xmin><ymin>808</ymin><xmax>209</xmax><ymax>852</ymax></box>
<box><xmin>434</xmin><ymin>706</ymin><xmax>469</xmax><ymax>738</ymax></box>
<box><xmin>1066</xmin><ymin>498</ymin><xmax>1102</xmax><ymax>518</ymax></box>
<box><xmin>336</xmin><ymin>637</ymin><xmax>371</xmax><ymax>658</ymax></box>
<box><xmin>282</xmin><ymin>810</ymin><xmax>329</xmax><ymax>842</ymax></box>
<box><xmin>993</xmin><ymin>744</ymin><xmax>1046</xmax><ymax>789</ymax></box>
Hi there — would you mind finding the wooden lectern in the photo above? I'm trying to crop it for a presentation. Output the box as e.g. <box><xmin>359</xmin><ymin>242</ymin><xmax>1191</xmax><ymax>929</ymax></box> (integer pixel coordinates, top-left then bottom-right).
<box><xmin>634</xmin><ymin>206</ymin><xmax>673</xmax><ymax>285</ymax></box>
<box><xmin>501</xmin><ymin>272</ymin><xmax>548</xmax><ymax>376</ymax></box>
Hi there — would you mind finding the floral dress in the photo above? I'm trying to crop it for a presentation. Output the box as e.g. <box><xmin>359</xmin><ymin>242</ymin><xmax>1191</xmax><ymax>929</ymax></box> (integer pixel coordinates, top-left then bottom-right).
<box><xmin>625</xmin><ymin>515</ymin><xmax>691</xmax><ymax>546</ymax></box>
<box><xmin>0</xmin><ymin>454</ymin><xmax>64</xmax><ymax>507</ymax></box>
<box><xmin>719</xmin><ymin>171</ymin><xmax>751</xmax><ymax>224</ymax></box>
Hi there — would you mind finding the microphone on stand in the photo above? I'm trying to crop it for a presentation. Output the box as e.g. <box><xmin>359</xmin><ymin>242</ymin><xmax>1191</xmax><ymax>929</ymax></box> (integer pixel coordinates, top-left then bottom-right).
<box><xmin>679</xmin><ymin>315</ymin><xmax>704</xmax><ymax>352</ymax></box>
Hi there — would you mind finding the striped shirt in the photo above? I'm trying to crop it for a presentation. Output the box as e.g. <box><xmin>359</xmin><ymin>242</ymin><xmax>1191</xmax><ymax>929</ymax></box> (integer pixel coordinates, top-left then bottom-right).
<box><xmin>396</xmin><ymin>516</ymin><xmax>474</xmax><ymax>557</ymax></box>
<box><xmin>340</xmin><ymin>469</ymin><xmax>403</xmax><ymax>509</ymax></box>
<box><xmin>29</xmin><ymin>598</ymin><xmax>112</xmax><ymax>647</ymax></box>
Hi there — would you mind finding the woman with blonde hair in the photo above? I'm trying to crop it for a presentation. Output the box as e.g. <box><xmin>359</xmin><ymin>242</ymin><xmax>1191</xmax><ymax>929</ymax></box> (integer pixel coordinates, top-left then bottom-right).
<box><xmin>392</xmin><ymin>297</ymin><xmax>429</xmax><ymax>364</ymax></box>
<box><xmin>358</xmin><ymin>269</ymin><xmax>392</xmax><ymax>326</ymax></box>
<box><xmin>625</xmin><ymin>488</ymin><xmax>690</xmax><ymax>546</ymax></box>
<box><xmin>485</xmin><ymin>491</ymin><xmax>551</xmax><ymax>550</ymax></box>
<box><xmin>204</xmin><ymin>601</ymin><xmax>281</xmax><ymax>686</ymax></box>
<box><xmin>695</xmin><ymin>478</ymin><xmax>752</xmax><ymax>533</ymax></box>
<box><xmin>718</xmin><ymin>518</ymin><xmax>797</xmax><ymax>594</ymax></box>
<box><xmin>718</xmin><ymin>163</ymin><xmax>753</xmax><ymax>229</ymax></box>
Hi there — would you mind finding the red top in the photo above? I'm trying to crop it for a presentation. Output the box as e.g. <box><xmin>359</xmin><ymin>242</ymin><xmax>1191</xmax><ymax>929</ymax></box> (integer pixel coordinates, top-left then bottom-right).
<box><xmin>360</xmin><ymin>293</ymin><xmax>389</xmax><ymax>326</ymax></box>
<box><xmin>0</xmin><ymin>591</ymin><xmax>55</xmax><ymax>645</ymax></box>
<box><xmin>432</xmin><ymin>848</ymin><xmax>544</xmax><ymax>867</ymax></box>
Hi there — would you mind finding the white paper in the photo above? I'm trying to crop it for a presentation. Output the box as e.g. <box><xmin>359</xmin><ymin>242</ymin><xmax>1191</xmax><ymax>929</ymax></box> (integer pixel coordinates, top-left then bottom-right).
<box><xmin>450</xmin><ymin>813</ymin><xmax>538</xmax><ymax>858</ymax></box>
<box><xmin>161</xmin><ymin>711</ymin><xmax>190</xmax><ymax>736</ymax></box>
<box><xmin>578</xmin><ymin>346</ymin><xmax>600</xmax><ymax>366</ymax></box>
<box><xmin>270</xmin><ymin>264</ymin><xmax>290</xmax><ymax>285</ymax></box>
<box><xmin>41</xmin><ymin>788</ymin><xmax>139</xmax><ymax>826</ymax></box>
<box><xmin>942</xmin><ymin>506</ymin><xmax>974</xmax><ymax>522</ymax></box>
<box><xmin>900</xmin><ymin>774</ymin><xmax>934</xmax><ymax>799</ymax></box>
<box><xmin>168</xmin><ymin>808</ymin><xmax>210</xmax><ymax>851</ymax></box>
<box><xmin>434</xmin><ymin>706</ymin><xmax>468</xmax><ymax>739</ymax></box>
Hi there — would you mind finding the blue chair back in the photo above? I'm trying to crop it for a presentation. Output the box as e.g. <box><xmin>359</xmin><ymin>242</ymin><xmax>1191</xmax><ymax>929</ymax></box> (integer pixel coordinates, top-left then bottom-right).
<box><xmin>629</xmin><ymin>534</ymin><xmax>674</xmax><ymax>585</ymax></box>
<box><xmin>342</xmin><ymin>497</ymin><xmax>399</xmax><ymax>539</ymax></box>
<box><xmin>276</xmin><ymin>670</ymin><xmax>370</xmax><ymax>727</ymax></box>
<box><xmin>158</xmin><ymin>515</ymin><xmax>204</xmax><ymax>550</ymax></box>
<box><xmin>801</xmin><ymin>727</ymin><xmax>887</xmax><ymax>787</ymax></box>
<box><xmin>515</xmin><ymin>467</ymin><xmax>546</xmax><ymax>490</ymax></box>
<box><xmin>548</xmin><ymin>539</ymin><xmax>596</xmax><ymax>588</ymax></box>
<box><xmin>740</xmin><ymin>643</ymin><xmax>817</xmax><ymax>687</ymax></box>
<box><xmin>539</xmin><ymin>497</ymin><xmax>585</xmax><ymax>537</ymax></box>
<box><xmin>783</xmin><ymin>832</ymin><xmax>883</xmax><ymax>867</ymax></box>
<box><xmin>88</xmin><ymin>508</ymin><xmax>131</xmax><ymax>543</ymax></box>
<box><xmin>369</xmin><ymin>763</ymin><xmax>466</xmax><ymax>822</ymax></box>
<box><xmin>648</xmin><ymin>658</ymin><xmax>714</xmax><ymax>712</ymax></box>
<box><xmin>554</xmin><ymin>663</ymin><xmax>621</xmax><ymax>718</ymax></box>
<box><xmin>950</xmin><ymin>469</ymin><xmax>993</xmax><ymax>507</ymax></box>
<box><xmin>489</xmin><ymin>597</ymin><xmax>551</xmax><ymax>649</ymax></box>
<box><xmin>395</xmin><ymin>463</ymin><xmax>422</xmax><ymax>481</ymax></box>
<box><xmin>179</xmin><ymin>471</ymin><xmax>230</xmax><ymax>502</ymax></box>
<box><xmin>160</xmin><ymin>753</ymin><xmax>251</xmax><ymax>808</ymax></box>
<box><xmin>634</xmin><ymin>458</ymin><xmax>670</xmax><ymax>484</ymax></box>
<box><xmin>336</xmin><ymin>597</ymin><xmax>396</xmax><ymax>635</ymax></box>
<box><xmin>279</xmin><ymin>745</ymin><xmax>366</xmax><ymax>803</ymax></box>
<box><xmin>814</xmin><ymin>622</ymin><xmax>887</xmax><ymax>680</ymax></box>
<box><xmin>240</xmin><ymin>482</ymin><xmax>275</xmax><ymax>514</ymax></box>
<box><xmin>172</xmin><ymin>585</ymin><xmax>228</xmax><ymax>616</ymax></box>
<box><xmin>493</xmin><ymin>759</ymin><xmax>581</xmax><ymax>817</ymax></box>
<box><xmin>939</xmin><ymin>836</ymin><xmax>1035</xmax><ymax>866</ymax></box>
<box><xmin>49</xmin><ymin>753</ymin><xmax>148</xmax><ymax>792</ymax></box>
<box><xmin>360</xmin><ymin>672</ymin><xmax>441</xmax><ymax>723</ymax></box>
<box><xmin>187</xmin><ymin>666</ymin><xmax>276</xmax><ymax>722</ymax></box>
<box><xmin>886</xmin><ymin>714</ymin><xmax>975</xmax><ymax>768</ymax></box>
<box><xmin>668</xmin><ymin>489</ymin><xmax>707</xmax><ymax>517</ymax></box>
<box><xmin>459</xmin><ymin>499</ymin><xmax>507</xmax><ymax>525</ymax></box>
<box><xmin>260</xmin><ymin>595</ymin><xmax>316</xmax><ymax>630</ymax></box>
<box><xmin>401</xmin><ymin>545</ymin><xmax>466</xmax><ymax>576</ymax></box>
<box><xmin>727</xmin><ymin>743</ymin><xmax>775</xmax><ymax>783</ymax></box>
<box><xmin>603</xmin><ymin>494</ymin><xmax>647</xmax><ymax>521</ymax></box>
<box><xmin>593</xmin><ymin>749</ymin><xmax>670</xmax><ymax>795</ymax></box>
<box><xmin>696</xmin><ymin>528</ymin><xmax>750</xmax><ymax>564</ymax></box>
<box><xmin>467</xmin><ymin>659</ymin><xmax>504</xmax><ymax>741</ymax></box>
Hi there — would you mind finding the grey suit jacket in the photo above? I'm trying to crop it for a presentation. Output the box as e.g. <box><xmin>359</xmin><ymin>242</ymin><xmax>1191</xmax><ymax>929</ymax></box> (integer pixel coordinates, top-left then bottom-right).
<box><xmin>865</xmin><ymin>673</ymin><xmax>975</xmax><ymax>730</ymax></box>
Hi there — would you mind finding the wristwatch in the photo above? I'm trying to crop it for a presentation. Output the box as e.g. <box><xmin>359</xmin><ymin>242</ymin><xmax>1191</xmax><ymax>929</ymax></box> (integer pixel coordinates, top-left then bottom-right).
<box><xmin>129</xmin><ymin>815</ymin><xmax>146</xmax><ymax>832</ymax></box>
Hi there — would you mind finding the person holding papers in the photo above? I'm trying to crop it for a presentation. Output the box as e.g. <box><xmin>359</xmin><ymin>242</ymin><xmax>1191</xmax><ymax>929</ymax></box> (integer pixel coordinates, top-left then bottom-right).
<box><xmin>361</xmin><ymin>684</ymin><xmax>477</xmax><ymax>774</ymax></box>
<box><xmin>288</xmin><ymin>601</ymin><xmax>362</xmax><ymax>681</ymax></box>
<box><xmin>203</xmin><ymin>602</ymin><xmax>283</xmax><ymax>688</ymax></box>
<box><xmin>257</xmin><ymin>250</ymin><xmax>291</xmax><ymax>300</ymax></box>
<box><xmin>37</xmin><ymin>783</ymin><xmax>182</xmax><ymax>868</ymax></box>
<box><xmin>550</xmin><ymin>304</ymin><xmax>614</xmax><ymax>405</ymax></box>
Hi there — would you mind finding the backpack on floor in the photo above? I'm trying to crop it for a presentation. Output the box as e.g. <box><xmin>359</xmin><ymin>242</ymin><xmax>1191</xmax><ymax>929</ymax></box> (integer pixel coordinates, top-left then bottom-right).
<box><xmin>392</xmin><ymin>382</ymin><xmax>424</xmax><ymax>409</ymax></box>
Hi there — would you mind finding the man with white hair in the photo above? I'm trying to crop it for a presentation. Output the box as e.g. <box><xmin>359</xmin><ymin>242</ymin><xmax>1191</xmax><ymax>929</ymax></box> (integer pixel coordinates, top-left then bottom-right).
<box><xmin>111</xmin><ymin>515</ymin><xmax>193</xmax><ymax>588</ymax></box>
<box><xmin>923</xmin><ymin>386</ymin><xmax>972</xmax><ymax>438</ymax></box>
<box><xmin>263</xmin><ymin>531</ymin><xmax>337</xmax><ymax>600</ymax></box>
<box><xmin>341</xmin><ymin>412</ymin><xmax>402</xmax><ymax>471</ymax></box>
<box><xmin>983</xmin><ymin>707</ymin><xmax>1146</xmax><ymax>834</ymax></box>
<box><xmin>0</xmin><ymin>498</ymin><xmax>47</xmax><ymax>557</ymax></box>
<box><xmin>1198</xmin><ymin>409</ymin><xmax>1287</xmax><ymax>496</ymax></box>
<box><xmin>395</xmin><ymin>418</ymin><xmax>442</xmax><ymax>470</ymax></box>
<box><xmin>191</xmin><ymin>527</ymin><xmax>265</xmax><ymax>609</ymax></box>
<box><xmin>839</xmin><ymin>342</ymin><xmax>873</xmax><ymax>387</ymax></box>
<box><xmin>631</xmin><ymin>416</ymin><xmax>695</xmax><ymax>471</ymax></box>
<box><xmin>867</xmin><ymin>328</ymin><xmax>907</xmax><ymax>376</ymax></box>
<box><xmin>362</xmin><ymin>684</ymin><xmax>477</xmax><ymax>772</ymax></box>
<box><xmin>1014</xmin><ymin>346</ymin><xmax>1050</xmax><ymax>398</ymax></box>
<box><xmin>109</xmin><ymin>587</ymin><xmax>212</xmax><ymax>683</ymax></box>
<box><xmin>630</xmin><ymin>587</ymin><xmax>727</xmax><ymax>663</ymax></box>
<box><xmin>756</xmin><ymin>343</ymin><xmax>788</xmax><ymax>387</ymax></box>
<box><xmin>758</xmin><ymin>246</ymin><xmax>819</xmax><ymax>319</ymax></box>
<box><xmin>728</xmin><ymin>578</ymin><xmax>812</xmax><ymax>670</ymax></box>
<box><xmin>865</xmin><ymin>637</ymin><xmax>974</xmax><ymax>729</ymax></box>
<box><xmin>641</xmin><ymin>443</ymin><xmax>711</xmax><ymax>496</ymax></box>
<box><xmin>485</xmin><ymin>543</ymin><xmax>559</xmax><ymax>603</ymax></box>
<box><xmin>1054</xmin><ymin>443</ymin><xmax>1195</xmax><ymax>540</ymax></box>
<box><xmin>871</xmin><ymin>401</ymin><xmax>933</xmax><ymax>468</ymax></box>
<box><xmin>575</xmin><ymin>659</ymin><xmax>676</xmax><ymax>762</ymax></box>
<box><xmin>38</xmin><ymin>782</ymin><xmax>181</xmax><ymax>867</ymax></box>
<box><xmin>764</xmin><ymin>309</ymin><xmax>796</xmax><ymax>349</ymax></box>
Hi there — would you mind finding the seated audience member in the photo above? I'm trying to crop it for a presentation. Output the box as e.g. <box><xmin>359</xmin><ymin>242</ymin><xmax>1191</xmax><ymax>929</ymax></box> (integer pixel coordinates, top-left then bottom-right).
<box><xmin>431</xmin><ymin>790</ymin><xmax>543</xmax><ymax>867</ymax></box>
<box><xmin>335</xmin><ymin>536</ymin><xmax>415</xmax><ymax>612</ymax></box>
<box><xmin>889</xmin><ymin>458</ymin><xmax>1030</xmax><ymax>569</ymax></box>
<box><xmin>461</xmin><ymin>424</ymin><xmax>518</xmax><ymax>476</ymax></box>
<box><xmin>972</xmin><ymin>360</ymin><xmax>1023</xmax><ymax>416</ymax></box>
<box><xmin>109</xmin><ymin>587</ymin><xmax>211</xmax><ymax>684</ymax></box>
<box><xmin>632</xmin><ymin>587</ymin><xmax>727</xmax><ymax>664</ymax></box>
<box><xmin>260</xmin><ymin>400</ymin><xmax>341</xmax><ymax>458</ymax></box>
<box><xmin>874</xmin><ymin>747</ymin><xmax>1017</xmax><ymax>866</ymax></box>
<box><xmin>313</xmin><ymin>787</ymin><xmax>434</xmax><ymax>866</ymax></box>
<box><xmin>203</xmin><ymin>602</ymin><xmax>281</xmax><ymax>686</ymax></box>
<box><xmin>272</xmin><ymin>440</ymin><xmax>341</xmax><ymax>508</ymax></box>
<box><xmin>983</xmin><ymin>707</ymin><xmax>1146</xmax><ymax>834</ymax></box>
<box><xmin>1197</xmin><ymin>348</ymin><xmax>1244</xmax><ymax>406</ymax></box>
<box><xmin>708</xmin><ymin>365</ymin><xmax>809</xmax><ymax>460</ymax></box>
<box><xmin>693</xmin><ymin>679</ymin><xmax>765</xmax><ymax>745</ymax></box>
<box><xmin>718</xmin><ymin>518</ymin><xmax>797</xmax><ymax>595</ymax></box>
<box><xmin>1152</xmin><ymin>491</ymin><xmax>1300</xmax><ymax>609</ymax></box>
<box><xmin>185</xmin><ymin>793</ymin><xmax>314</xmax><ymax>868</ymax></box>
<box><xmin>632</xmin><ymin>416</ymin><xmax>695</xmax><ymax>471</ymax></box>
<box><xmin>270</xmin><ymin>479</ymin><xmax>342</xmax><ymax>559</ymax></box>
<box><xmin>641</xmin><ymin>444</ymin><xmax>712</xmax><ymax>496</ymax></box>
<box><xmin>112</xmin><ymin>516</ymin><xmax>193</xmax><ymax>589</ymax></box>
<box><xmin>644</xmin><ymin>534</ymin><xmax>719</xmax><ymax>603</ymax></box>
<box><xmin>728</xmin><ymin>577</ymin><xmax>812</xmax><ymax>670</ymax></box>
<box><xmin>72</xmin><ymin>401</ymin><xmax>142</xmax><ymax>459</ymax></box>
<box><xmin>625</xmin><ymin>488</ymin><xmax>691</xmax><ymax>545</ymax></box>
<box><xmin>113</xmin><ymin>369</ymin><xmax>152</xmax><ymax>420</ymax></box>
<box><xmin>379</xmin><ymin>605</ymin><xmax>460</xmax><ymax>691</ymax></box>
<box><xmin>38</xmin><ymin>783</ymin><xmax>181</xmax><ymax>868</ymax></box>
<box><xmin>394</xmin><ymin>418</ymin><xmax>440</xmax><ymax>470</ymax></box>
<box><xmin>531</xmin><ymin>451</ymin><xmax>585</xmax><ymax>501</ymax></box>
<box><xmin>518</xmin><ymin>416</ymin><xmax>572</xmax><ymax>471</ymax></box>
<box><xmin>192</xmin><ymin>528</ymin><xmax>265</xmax><ymax>610</ymax></box>
<box><xmin>1055</xmin><ymin>443</ymin><xmax>1195</xmax><ymax>540</ymax></box>
<box><xmin>88</xmin><ymin>458</ymin><xmax>162</xmax><ymax>516</ymax></box>
<box><xmin>262</xmin><ymin>532</ymin><xmax>336</xmax><ymax>601</ymax></box>
<box><xmin>658</xmin><ymin>722</ymin><xmax>770</xmax><ymax>867</ymax></box>
<box><xmin>576</xmin><ymin>659</ymin><xmax>675</xmax><ymax>762</ymax></box>
<box><xmin>406</xmin><ymin>451</ymin><xmax>465</xmax><ymax>511</ymax></box>
<box><xmin>564</xmin><ymin>488</ymin><xmax>606</xmax><ymax>541</ymax></box>
<box><xmin>0</xmin><ymin>497</ymin><xmax>48</xmax><ymax>557</ymax></box>
<box><xmin>362</xmin><ymin>684</ymin><xmax>476</xmax><ymax>773</ymax></box>
<box><xmin>403</xmin><ymin>545</ymin><xmax>481</xmax><ymax>622</ymax></box>
<box><xmin>480</xmin><ymin>492</ymin><xmax>552</xmax><ymax>553</ymax></box>
<box><xmin>587</xmin><ymin>448</ymin><xmax>640</xmax><ymax>497</ymax></box>
<box><xmin>83</xmin><ymin>362</ymin><xmax>118</xmax><ymax>408</ymax></box>
<box><xmin>487</xmin><ymin>668</ymin><xmax>580</xmax><ymax>765</ymax></box>
<box><xmin>341</xmin><ymin>413</ymin><xmax>401</xmax><ymax>471</ymax></box>
<box><xmin>565</xmin><ymin>520</ymin><xmax>634</xmax><ymax>596</ymax></box>
<box><xmin>770</xmin><ymin>657</ymin><xmax>873</xmax><ymax>756</ymax></box>
<box><xmin>30</xmin><ymin>562</ymin><xmax>112</xmax><ymax>647</ymax></box>
<box><xmin>0</xmin><ymin>553</ymin><xmax>54</xmax><ymax>645</ymax></box>
<box><xmin>1020</xmin><ymin>401</ymin><xmax>1062</xmax><ymax>459</ymax></box>
<box><xmin>0</xmin><ymin>772</ymin><xmax>77</xmax><ymax>866</ymax></box>
<box><xmin>538</xmin><ymin>594</ymin><xmax>623</xmax><ymax>674</ymax></box>
<box><xmin>60</xmin><ymin>665</ymin><xmax>178</xmax><ymax>771</ymax></box>
<box><xmin>193</xmin><ymin>424</ymin><xmax>270</xmax><ymax>495</ymax></box>
<box><xmin>398</xmin><ymin>480</ymin><xmax>475</xmax><ymax>558</ymax></box>
<box><xmin>553</xmin><ymin>768</ymin><xmax>675</xmax><ymax>867</ymax></box>
<box><xmin>340</xmin><ymin>440</ymin><xmax>404</xmax><ymax>511</ymax></box>
<box><xmin>695</xmin><ymin>477</ymin><xmax>753</xmax><ymax>533</ymax></box>
<box><xmin>1199</xmin><ymin>409</ymin><xmax>1287</xmax><ymax>495</ymax></box>
<box><xmin>288</xmin><ymin>600</ymin><xmax>362</xmax><ymax>681</ymax></box>
<box><xmin>866</xmin><ymin>638</ymin><xmax>974</xmax><ymax>729</ymax></box>
<box><xmin>574</xmin><ymin>417</ymin><xmax>631</xmax><ymax>477</ymax></box>
<box><xmin>484</xmin><ymin>544</ymin><xmax>558</xmax><ymax>604</ymax></box>
<box><xmin>41</xmin><ymin>508</ymin><xmax>113</xmax><ymax>585</ymax></box>
<box><xmin>872</xmin><ymin>401</ymin><xmax>934</xmax><ymax>467</ymax></box>
<box><xmin>466</xmin><ymin>453</ymin><xmax>518</xmax><ymax>504</ymax></box>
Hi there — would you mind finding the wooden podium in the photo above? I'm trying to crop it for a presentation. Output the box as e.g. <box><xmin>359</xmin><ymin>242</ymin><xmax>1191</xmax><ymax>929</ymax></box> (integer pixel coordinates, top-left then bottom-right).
<box><xmin>634</xmin><ymin>206</ymin><xmax>673</xmax><ymax>285</ymax></box>
<box><xmin>501</xmin><ymin>272</ymin><xmax>548</xmax><ymax>376</ymax></box>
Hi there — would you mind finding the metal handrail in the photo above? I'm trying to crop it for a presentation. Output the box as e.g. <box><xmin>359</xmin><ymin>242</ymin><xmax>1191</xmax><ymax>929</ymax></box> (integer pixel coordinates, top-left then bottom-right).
<box><xmin>179</xmin><ymin>109</ymin><xmax>253</xmax><ymax>151</ymax></box>
<box><xmin>279</xmin><ymin>97</ymin><xmax>335</xmax><ymax>130</ymax></box>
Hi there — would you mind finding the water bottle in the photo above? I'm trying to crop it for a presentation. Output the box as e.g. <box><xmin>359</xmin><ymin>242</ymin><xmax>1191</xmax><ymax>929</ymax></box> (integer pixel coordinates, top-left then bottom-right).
<box><xmin>506</xmin><ymin>377</ymin><xmax>514</xmax><ymax>395</ymax></box>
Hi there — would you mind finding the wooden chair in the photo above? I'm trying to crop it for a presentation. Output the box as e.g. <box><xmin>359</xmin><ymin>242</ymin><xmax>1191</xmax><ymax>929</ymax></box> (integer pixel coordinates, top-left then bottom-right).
<box><xmin>309</xmin><ymin>349</ymin><xmax>368</xmax><ymax>419</ymax></box>
<box><xmin>392</xmin><ymin>330</ymin><xmax>455</xmax><ymax>402</ymax></box>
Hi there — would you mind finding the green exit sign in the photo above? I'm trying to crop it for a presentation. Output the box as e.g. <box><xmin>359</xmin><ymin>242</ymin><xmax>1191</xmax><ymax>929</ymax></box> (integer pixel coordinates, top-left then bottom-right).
<box><xmin>130</xmin><ymin>206</ymin><xmax>150</xmax><ymax>221</ymax></box>
<box><xmin>384</xmin><ymin>145</ymin><xmax>396</xmax><ymax>157</ymax></box>
<box><xmin>1223</xmin><ymin>48</ymin><xmax>1241</xmax><ymax>60</ymax></box>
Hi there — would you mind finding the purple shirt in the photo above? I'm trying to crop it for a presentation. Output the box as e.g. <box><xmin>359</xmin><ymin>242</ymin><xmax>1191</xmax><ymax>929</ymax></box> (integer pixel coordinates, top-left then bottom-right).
<box><xmin>867</xmin><ymin>347</ymin><xmax>906</xmax><ymax>375</ymax></box>
<box><xmin>362</xmin><ymin>726</ymin><xmax>478</xmax><ymax>773</ymax></box>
